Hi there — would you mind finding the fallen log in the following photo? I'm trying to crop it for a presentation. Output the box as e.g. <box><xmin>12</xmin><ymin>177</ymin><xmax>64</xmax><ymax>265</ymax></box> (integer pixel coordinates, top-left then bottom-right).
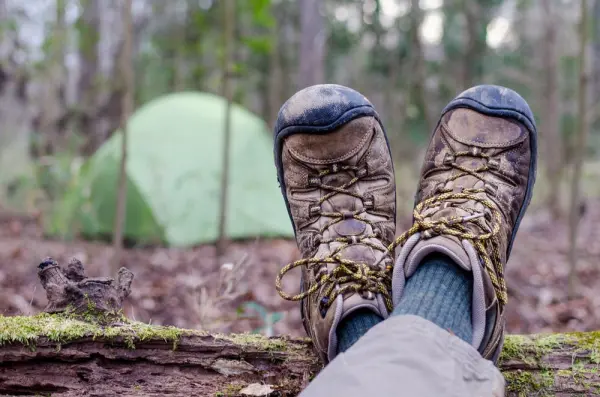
<box><xmin>1</xmin><ymin>258</ymin><xmax>598</xmax><ymax>396</ymax></box>
<box><xmin>0</xmin><ymin>316</ymin><xmax>600</xmax><ymax>396</ymax></box>
<box><xmin>0</xmin><ymin>314</ymin><xmax>319</xmax><ymax>396</ymax></box>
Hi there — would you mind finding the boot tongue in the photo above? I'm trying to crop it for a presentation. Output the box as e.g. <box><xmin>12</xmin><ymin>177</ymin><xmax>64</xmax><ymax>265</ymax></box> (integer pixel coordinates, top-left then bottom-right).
<box><xmin>405</xmin><ymin>235</ymin><xmax>471</xmax><ymax>277</ymax></box>
<box><xmin>338</xmin><ymin>243</ymin><xmax>376</xmax><ymax>264</ymax></box>
<box><xmin>339</xmin><ymin>246</ymin><xmax>387</xmax><ymax>320</ymax></box>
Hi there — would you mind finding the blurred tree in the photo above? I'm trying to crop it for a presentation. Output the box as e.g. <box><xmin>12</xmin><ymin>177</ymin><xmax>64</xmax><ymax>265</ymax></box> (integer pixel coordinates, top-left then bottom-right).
<box><xmin>568</xmin><ymin>0</ymin><xmax>590</xmax><ymax>299</ymax></box>
<box><xmin>217</xmin><ymin>0</ymin><xmax>235</xmax><ymax>258</ymax></box>
<box><xmin>36</xmin><ymin>0</ymin><xmax>68</xmax><ymax>156</ymax></box>
<box><xmin>112</xmin><ymin>0</ymin><xmax>134</xmax><ymax>273</ymax></box>
<box><xmin>76</xmin><ymin>0</ymin><xmax>101</xmax><ymax>154</ymax></box>
<box><xmin>541</xmin><ymin>0</ymin><xmax>562</xmax><ymax>217</ymax></box>
<box><xmin>299</xmin><ymin>0</ymin><xmax>325</xmax><ymax>88</ymax></box>
<box><xmin>408</xmin><ymin>0</ymin><xmax>432</xmax><ymax>135</ymax></box>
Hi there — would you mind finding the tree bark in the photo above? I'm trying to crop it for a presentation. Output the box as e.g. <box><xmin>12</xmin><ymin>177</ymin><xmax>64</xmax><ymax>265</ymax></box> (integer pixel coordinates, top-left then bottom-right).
<box><xmin>267</xmin><ymin>14</ymin><xmax>283</xmax><ymax>129</ymax></box>
<box><xmin>216</xmin><ymin>0</ymin><xmax>235</xmax><ymax>259</ymax></box>
<box><xmin>78</xmin><ymin>0</ymin><xmax>102</xmax><ymax>154</ymax></box>
<box><xmin>409</xmin><ymin>0</ymin><xmax>433</xmax><ymax>134</ymax></box>
<box><xmin>36</xmin><ymin>0</ymin><xmax>68</xmax><ymax>155</ymax></box>
<box><xmin>568</xmin><ymin>0</ymin><xmax>590</xmax><ymax>298</ymax></box>
<box><xmin>111</xmin><ymin>0</ymin><xmax>134</xmax><ymax>274</ymax></box>
<box><xmin>1</xmin><ymin>317</ymin><xmax>600</xmax><ymax>396</ymax></box>
<box><xmin>540</xmin><ymin>0</ymin><xmax>563</xmax><ymax>218</ymax></box>
<box><xmin>298</xmin><ymin>0</ymin><xmax>325</xmax><ymax>89</ymax></box>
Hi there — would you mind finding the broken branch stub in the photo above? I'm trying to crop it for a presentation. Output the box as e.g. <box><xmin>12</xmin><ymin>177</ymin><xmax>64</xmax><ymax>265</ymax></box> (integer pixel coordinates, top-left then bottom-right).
<box><xmin>37</xmin><ymin>257</ymin><xmax>133</xmax><ymax>321</ymax></box>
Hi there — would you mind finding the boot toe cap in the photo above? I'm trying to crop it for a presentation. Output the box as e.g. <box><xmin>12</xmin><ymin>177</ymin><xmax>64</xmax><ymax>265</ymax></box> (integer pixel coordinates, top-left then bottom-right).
<box><xmin>275</xmin><ymin>84</ymin><xmax>378</xmax><ymax>135</ymax></box>
<box><xmin>443</xmin><ymin>84</ymin><xmax>536</xmax><ymax>132</ymax></box>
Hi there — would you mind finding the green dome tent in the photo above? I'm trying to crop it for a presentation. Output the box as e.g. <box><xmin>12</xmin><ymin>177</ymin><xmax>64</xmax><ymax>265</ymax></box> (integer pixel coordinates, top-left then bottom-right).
<box><xmin>47</xmin><ymin>92</ymin><xmax>294</xmax><ymax>246</ymax></box>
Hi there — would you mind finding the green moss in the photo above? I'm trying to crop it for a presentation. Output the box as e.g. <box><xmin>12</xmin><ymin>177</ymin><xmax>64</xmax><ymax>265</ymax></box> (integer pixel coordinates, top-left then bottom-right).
<box><xmin>504</xmin><ymin>369</ymin><xmax>554</xmax><ymax>396</ymax></box>
<box><xmin>215</xmin><ymin>383</ymin><xmax>244</xmax><ymax>397</ymax></box>
<box><xmin>556</xmin><ymin>362</ymin><xmax>600</xmax><ymax>391</ymax></box>
<box><xmin>501</xmin><ymin>332</ymin><xmax>600</xmax><ymax>365</ymax></box>
<box><xmin>0</xmin><ymin>313</ymin><xmax>185</xmax><ymax>349</ymax></box>
<box><xmin>0</xmin><ymin>314</ymin><xmax>301</xmax><ymax>355</ymax></box>
<box><xmin>218</xmin><ymin>333</ymin><xmax>289</xmax><ymax>351</ymax></box>
<box><xmin>501</xmin><ymin>332</ymin><xmax>600</xmax><ymax>395</ymax></box>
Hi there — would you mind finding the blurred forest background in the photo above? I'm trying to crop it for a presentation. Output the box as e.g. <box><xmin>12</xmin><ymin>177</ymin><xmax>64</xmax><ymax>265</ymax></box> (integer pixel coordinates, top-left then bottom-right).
<box><xmin>0</xmin><ymin>0</ymin><xmax>599</xmax><ymax>339</ymax></box>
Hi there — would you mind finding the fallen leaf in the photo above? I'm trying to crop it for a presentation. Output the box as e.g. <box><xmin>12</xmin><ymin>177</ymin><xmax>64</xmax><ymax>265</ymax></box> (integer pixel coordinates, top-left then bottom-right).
<box><xmin>240</xmin><ymin>383</ymin><xmax>274</xmax><ymax>396</ymax></box>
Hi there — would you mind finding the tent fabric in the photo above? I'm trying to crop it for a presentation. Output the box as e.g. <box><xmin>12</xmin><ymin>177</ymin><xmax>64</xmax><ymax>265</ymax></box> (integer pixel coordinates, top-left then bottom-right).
<box><xmin>47</xmin><ymin>92</ymin><xmax>294</xmax><ymax>246</ymax></box>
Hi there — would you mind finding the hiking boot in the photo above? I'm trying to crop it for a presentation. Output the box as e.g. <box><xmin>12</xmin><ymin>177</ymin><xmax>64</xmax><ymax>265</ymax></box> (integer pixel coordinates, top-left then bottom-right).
<box><xmin>391</xmin><ymin>85</ymin><xmax>537</xmax><ymax>363</ymax></box>
<box><xmin>273</xmin><ymin>84</ymin><xmax>396</xmax><ymax>363</ymax></box>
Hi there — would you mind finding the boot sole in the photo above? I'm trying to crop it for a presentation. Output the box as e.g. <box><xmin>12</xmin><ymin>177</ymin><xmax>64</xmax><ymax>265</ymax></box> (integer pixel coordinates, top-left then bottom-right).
<box><xmin>438</xmin><ymin>84</ymin><xmax>538</xmax><ymax>260</ymax></box>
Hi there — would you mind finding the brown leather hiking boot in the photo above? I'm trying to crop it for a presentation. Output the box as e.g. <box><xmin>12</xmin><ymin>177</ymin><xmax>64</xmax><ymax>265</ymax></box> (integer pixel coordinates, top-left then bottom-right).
<box><xmin>273</xmin><ymin>84</ymin><xmax>396</xmax><ymax>363</ymax></box>
<box><xmin>391</xmin><ymin>85</ymin><xmax>537</xmax><ymax>363</ymax></box>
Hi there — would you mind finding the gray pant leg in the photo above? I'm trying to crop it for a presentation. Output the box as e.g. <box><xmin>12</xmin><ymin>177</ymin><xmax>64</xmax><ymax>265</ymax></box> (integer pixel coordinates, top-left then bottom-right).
<box><xmin>300</xmin><ymin>315</ymin><xmax>504</xmax><ymax>397</ymax></box>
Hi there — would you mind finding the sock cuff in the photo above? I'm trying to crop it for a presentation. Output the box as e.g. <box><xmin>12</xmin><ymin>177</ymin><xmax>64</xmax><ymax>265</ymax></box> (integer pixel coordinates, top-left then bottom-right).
<box><xmin>392</xmin><ymin>254</ymin><xmax>473</xmax><ymax>343</ymax></box>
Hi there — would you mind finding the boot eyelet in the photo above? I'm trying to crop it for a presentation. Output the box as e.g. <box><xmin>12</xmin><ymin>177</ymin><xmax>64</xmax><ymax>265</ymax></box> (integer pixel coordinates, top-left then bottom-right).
<box><xmin>312</xmin><ymin>234</ymin><xmax>322</xmax><ymax>249</ymax></box>
<box><xmin>331</xmin><ymin>163</ymin><xmax>340</xmax><ymax>173</ymax></box>
<box><xmin>341</xmin><ymin>210</ymin><xmax>354</xmax><ymax>219</ymax></box>
<box><xmin>443</xmin><ymin>153</ymin><xmax>455</xmax><ymax>165</ymax></box>
<box><xmin>363</xmin><ymin>194</ymin><xmax>374</xmax><ymax>209</ymax></box>
<box><xmin>308</xmin><ymin>176</ymin><xmax>320</xmax><ymax>187</ymax></box>
<box><xmin>319</xmin><ymin>297</ymin><xmax>329</xmax><ymax>318</ymax></box>
<box><xmin>309</xmin><ymin>204</ymin><xmax>321</xmax><ymax>217</ymax></box>
<box><xmin>434</xmin><ymin>182</ymin><xmax>446</xmax><ymax>193</ymax></box>
<box><xmin>470</xmin><ymin>147</ymin><xmax>482</xmax><ymax>156</ymax></box>
<box><xmin>357</xmin><ymin>166</ymin><xmax>368</xmax><ymax>178</ymax></box>
<box><xmin>488</xmin><ymin>159</ymin><xmax>500</xmax><ymax>170</ymax></box>
<box><xmin>484</xmin><ymin>183</ymin><xmax>498</xmax><ymax>195</ymax></box>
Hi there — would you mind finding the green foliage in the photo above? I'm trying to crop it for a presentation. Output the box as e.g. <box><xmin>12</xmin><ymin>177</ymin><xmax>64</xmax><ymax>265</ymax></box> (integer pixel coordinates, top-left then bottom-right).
<box><xmin>247</xmin><ymin>0</ymin><xmax>275</xmax><ymax>29</ymax></box>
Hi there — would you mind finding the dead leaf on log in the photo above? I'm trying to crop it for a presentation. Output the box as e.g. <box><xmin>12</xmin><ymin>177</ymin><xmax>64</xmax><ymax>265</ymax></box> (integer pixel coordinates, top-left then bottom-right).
<box><xmin>240</xmin><ymin>383</ymin><xmax>275</xmax><ymax>396</ymax></box>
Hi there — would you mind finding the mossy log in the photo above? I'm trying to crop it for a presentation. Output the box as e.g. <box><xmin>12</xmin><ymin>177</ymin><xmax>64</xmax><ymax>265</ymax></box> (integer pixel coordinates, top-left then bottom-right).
<box><xmin>0</xmin><ymin>314</ymin><xmax>319</xmax><ymax>396</ymax></box>
<box><xmin>1</xmin><ymin>316</ymin><xmax>600</xmax><ymax>396</ymax></box>
<box><xmin>1</xmin><ymin>258</ymin><xmax>597</xmax><ymax>396</ymax></box>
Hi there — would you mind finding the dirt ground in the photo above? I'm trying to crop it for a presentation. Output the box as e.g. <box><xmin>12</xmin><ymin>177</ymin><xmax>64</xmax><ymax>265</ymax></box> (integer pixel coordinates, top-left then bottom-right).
<box><xmin>1</xmin><ymin>200</ymin><xmax>599</xmax><ymax>338</ymax></box>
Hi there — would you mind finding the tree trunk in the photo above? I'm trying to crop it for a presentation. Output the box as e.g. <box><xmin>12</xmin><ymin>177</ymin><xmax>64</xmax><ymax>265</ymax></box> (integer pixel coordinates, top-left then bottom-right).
<box><xmin>216</xmin><ymin>0</ymin><xmax>235</xmax><ymax>258</ymax></box>
<box><xmin>36</xmin><ymin>0</ymin><xmax>68</xmax><ymax>156</ymax></box>
<box><xmin>111</xmin><ymin>0</ymin><xmax>134</xmax><ymax>274</ymax></box>
<box><xmin>409</xmin><ymin>0</ymin><xmax>433</xmax><ymax>134</ymax></box>
<box><xmin>541</xmin><ymin>0</ymin><xmax>563</xmax><ymax>218</ymax></box>
<box><xmin>78</xmin><ymin>0</ymin><xmax>102</xmax><ymax>154</ymax></box>
<box><xmin>462</xmin><ymin>0</ymin><xmax>487</xmax><ymax>91</ymax></box>
<box><xmin>267</xmin><ymin>15</ymin><xmax>282</xmax><ymax>129</ymax></box>
<box><xmin>298</xmin><ymin>0</ymin><xmax>325</xmax><ymax>89</ymax></box>
<box><xmin>0</xmin><ymin>0</ymin><xmax>32</xmax><ymax>192</ymax></box>
<box><xmin>1</xmin><ymin>315</ymin><xmax>600</xmax><ymax>396</ymax></box>
<box><xmin>593</xmin><ymin>0</ymin><xmax>600</xmax><ymax>104</ymax></box>
<box><xmin>568</xmin><ymin>0</ymin><xmax>590</xmax><ymax>298</ymax></box>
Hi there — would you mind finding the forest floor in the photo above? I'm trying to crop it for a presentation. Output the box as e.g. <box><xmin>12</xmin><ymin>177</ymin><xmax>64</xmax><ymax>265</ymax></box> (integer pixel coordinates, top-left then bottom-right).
<box><xmin>0</xmin><ymin>199</ymin><xmax>599</xmax><ymax>338</ymax></box>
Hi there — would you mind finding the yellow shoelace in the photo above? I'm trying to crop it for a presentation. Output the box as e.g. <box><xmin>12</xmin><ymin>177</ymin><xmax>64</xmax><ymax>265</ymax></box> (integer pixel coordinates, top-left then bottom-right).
<box><xmin>388</xmin><ymin>146</ymin><xmax>507</xmax><ymax>305</ymax></box>
<box><xmin>275</xmin><ymin>165</ymin><xmax>394</xmax><ymax>314</ymax></box>
<box><xmin>276</xmin><ymin>144</ymin><xmax>508</xmax><ymax>314</ymax></box>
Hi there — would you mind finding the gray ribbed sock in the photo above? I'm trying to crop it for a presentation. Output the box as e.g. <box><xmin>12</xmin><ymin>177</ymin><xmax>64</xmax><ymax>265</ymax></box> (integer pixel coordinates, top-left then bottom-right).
<box><xmin>392</xmin><ymin>254</ymin><xmax>473</xmax><ymax>343</ymax></box>
<box><xmin>336</xmin><ymin>309</ymin><xmax>383</xmax><ymax>354</ymax></box>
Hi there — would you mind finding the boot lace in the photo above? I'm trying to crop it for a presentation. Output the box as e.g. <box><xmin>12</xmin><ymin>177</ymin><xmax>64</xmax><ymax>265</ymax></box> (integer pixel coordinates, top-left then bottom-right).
<box><xmin>275</xmin><ymin>164</ymin><xmax>394</xmax><ymax>314</ymax></box>
<box><xmin>388</xmin><ymin>142</ymin><xmax>508</xmax><ymax>305</ymax></box>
